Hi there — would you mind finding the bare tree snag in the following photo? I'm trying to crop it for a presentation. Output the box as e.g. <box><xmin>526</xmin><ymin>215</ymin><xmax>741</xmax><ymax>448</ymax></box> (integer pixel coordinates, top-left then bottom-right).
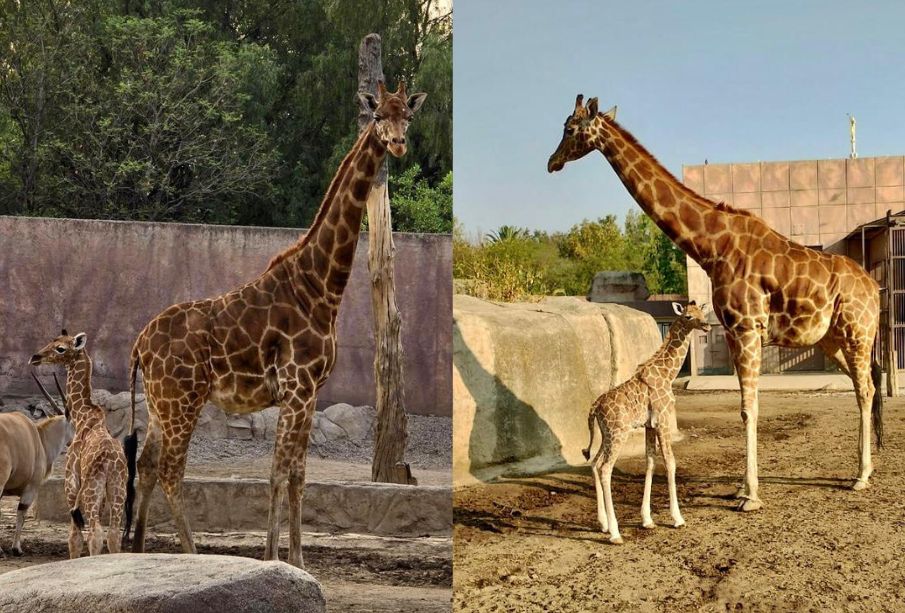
<box><xmin>358</xmin><ymin>34</ymin><xmax>417</xmax><ymax>485</ymax></box>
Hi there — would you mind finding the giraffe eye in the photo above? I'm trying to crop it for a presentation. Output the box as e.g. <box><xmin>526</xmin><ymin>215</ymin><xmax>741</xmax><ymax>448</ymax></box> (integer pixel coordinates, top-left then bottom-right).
<box><xmin>55</xmin><ymin>346</ymin><xmax>66</xmax><ymax>354</ymax></box>
<box><xmin>373</xmin><ymin>114</ymin><xmax>384</xmax><ymax>121</ymax></box>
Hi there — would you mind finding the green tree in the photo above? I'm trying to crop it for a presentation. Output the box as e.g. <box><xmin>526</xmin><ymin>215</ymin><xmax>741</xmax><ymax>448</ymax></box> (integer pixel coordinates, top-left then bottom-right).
<box><xmin>383</xmin><ymin>166</ymin><xmax>452</xmax><ymax>233</ymax></box>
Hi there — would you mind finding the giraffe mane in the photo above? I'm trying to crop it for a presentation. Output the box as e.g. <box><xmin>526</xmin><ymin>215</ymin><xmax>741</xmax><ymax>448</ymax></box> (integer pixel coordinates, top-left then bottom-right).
<box><xmin>603</xmin><ymin>116</ymin><xmax>754</xmax><ymax>218</ymax></box>
<box><xmin>266</xmin><ymin>124</ymin><xmax>373</xmax><ymax>272</ymax></box>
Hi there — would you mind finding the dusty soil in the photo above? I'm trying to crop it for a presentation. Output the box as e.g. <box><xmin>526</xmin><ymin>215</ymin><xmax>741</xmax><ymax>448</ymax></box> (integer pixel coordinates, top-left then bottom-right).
<box><xmin>0</xmin><ymin>517</ymin><xmax>451</xmax><ymax>612</ymax></box>
<box><xmin>0</xmin><ymin>413</ymin><xmax>452</xmax><ymax>611</ymax></box>
<box><xmin>453</xmin><ymin>390</ymin><xmax>905</xmax><ymax>612</ymax></box>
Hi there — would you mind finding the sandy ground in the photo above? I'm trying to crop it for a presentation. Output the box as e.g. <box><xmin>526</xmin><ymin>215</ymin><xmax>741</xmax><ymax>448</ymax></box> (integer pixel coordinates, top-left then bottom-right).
<box><xmin>0</xmin><ymin>414</ymin><xmax>452</xmax><ymax>612</ymax></box>
<box><xmin>453</xmin><ymin>390</ymin><xmax>905</xmax><ymax>612</ymax></box>
<box><xmin>0</xmin><ymin>516</ymin><xmax>451</xmax><ymax>612</ymax></box>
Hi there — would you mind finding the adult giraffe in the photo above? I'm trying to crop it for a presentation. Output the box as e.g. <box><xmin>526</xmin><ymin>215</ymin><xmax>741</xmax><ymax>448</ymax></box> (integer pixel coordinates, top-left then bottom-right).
<box><xmin>125</xmin><ymin>81</ymin><xmax>427</xmax><ymax>567</ymax></box>
<box><xmin>548</xmin><ymin>95</ymin><xmax>882</xmax><ymax>511</ymax></box>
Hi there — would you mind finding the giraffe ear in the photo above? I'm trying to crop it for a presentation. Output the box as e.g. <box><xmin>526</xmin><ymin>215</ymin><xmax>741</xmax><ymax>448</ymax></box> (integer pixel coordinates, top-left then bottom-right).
<box><xmin>72</xmin><ymin>333</ymin><xmax>87</xmax><ymax>351</ymax></box>
<box><xmin>358</xmin><ymin>93</ymin><xmax>379</xmax><ymax>114</ymax></box>
<box><xmin>407</xmin><ymin>93</ymin><xmax>427</xmax><ymax>114</ymax></box>
<box><xmin>672</xmin><ymin>302</ymin><xmax>684</xmax><ymax>316</ymax></box>
<box><xmin>602</xmin><ymin>105</ymin><xmax>617</xmax><ymax>121</ymax></box>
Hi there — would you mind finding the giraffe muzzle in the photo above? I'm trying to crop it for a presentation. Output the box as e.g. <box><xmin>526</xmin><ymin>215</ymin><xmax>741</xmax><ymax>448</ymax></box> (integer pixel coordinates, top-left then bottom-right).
<box><xmin>29</xmin><ymin>354</ymin><xmax>43</xmax><ymax>365</ymax></box>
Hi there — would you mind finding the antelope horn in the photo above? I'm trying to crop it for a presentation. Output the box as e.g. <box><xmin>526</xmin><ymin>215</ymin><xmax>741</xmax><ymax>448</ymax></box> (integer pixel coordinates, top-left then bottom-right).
<box><xmin>31</xmin><ymin>372</ymin><xmax>63</xmax><ymax>416</ymax></box>
<box><xmin>53</xmin><ymin>373</ymin><xmax>69</xmax><ymax>418</ymax></box>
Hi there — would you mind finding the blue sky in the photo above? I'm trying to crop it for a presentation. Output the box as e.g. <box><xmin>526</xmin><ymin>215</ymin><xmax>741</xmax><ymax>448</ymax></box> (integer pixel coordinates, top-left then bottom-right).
<box><xmin>453</xmin><ymin>0</ymin><xmax>905</xmax><ymax>236</ymax></box>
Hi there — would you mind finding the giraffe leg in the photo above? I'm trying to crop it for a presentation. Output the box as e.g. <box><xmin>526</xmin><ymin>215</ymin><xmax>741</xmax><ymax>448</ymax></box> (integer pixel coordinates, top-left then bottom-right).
<box><xmin>157</xmin><ymin>420</ymin><xmax>200</xmax><ymax>555</ymax></box>
<box><xmin>265</xmin><ymin>397</ymin><xmax>313</xmax><ymax>564</ymax></box>
<box><xmin>599</xmin><ymin>437</ymin><xmax>624</xmax><ymax>544</ymax></box>
<box><xmin>641</xmin><ymin>426</ymin><xmax>657</xmax><ymax>529</ymax></box>
<box><xmin>727</xmin><ymin>331</ymin><xmax>763</xmax><ymax>512</ymax></box>
<box><xmin>589</xmin><ymin>421</ymin><xmax>609</xmax><ymax>533</ymax></box>
<box><xmin>68</xmin><ymin>518</ymin><xmax>84</xmax><ymax>559</ymax></box>
<box><xmin>132</xmin><ymin>419</ymin><xmax>161</xmax><ymax>553</ymax></box>
<box><xmin>85</xmin><ymin>477</ymin><xmax>107</xmax><ymax>556</ymax></box>
<box><xmin>107</xmin><ymin>464</ymin><xmax>127</xmax><ymax>554</ymax></box>
<box><xmin>845</xmin><ymin>345</ymin><xmax>875</xmax><ymax>490</ymax></box>
<box><xmin>656</xmin><ymin>422</ymin><xmax>685</xmax><ymax>528</ymax></box>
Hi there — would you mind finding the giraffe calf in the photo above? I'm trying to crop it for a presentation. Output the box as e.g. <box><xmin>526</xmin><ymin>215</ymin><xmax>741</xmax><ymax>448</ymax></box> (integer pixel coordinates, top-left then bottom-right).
<box><xmin>31</xmin><ymin>331</ymin><xmax>135</xmax><ymax>558</ymax></box>
<box><xmin>582</xmin><ymin>302</ymin><xmax>710</xmax><ymax>544</ymax></box>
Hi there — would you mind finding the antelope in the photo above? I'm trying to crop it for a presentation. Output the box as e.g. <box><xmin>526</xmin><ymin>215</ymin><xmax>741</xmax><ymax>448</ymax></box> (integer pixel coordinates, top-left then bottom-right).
<box><xmin>0</xmin><ymin>373</ymin><xmax>72</xmax><ymax>556</ymax></box>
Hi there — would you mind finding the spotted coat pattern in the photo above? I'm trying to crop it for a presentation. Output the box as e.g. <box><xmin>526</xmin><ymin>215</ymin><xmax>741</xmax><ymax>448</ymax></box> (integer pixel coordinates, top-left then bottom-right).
<box><xmin>583</xmin><ymin>304</ymin><xmax>710</xmax><ymax>543</ymax></box>
<box><xmin>126</xmin><ymin>82</ymin><xmax>427</xmax><ymax>568</ymax></box>
<box><xmin>31</xmin><ymin>333</ymin><xmax>128</xmax><ymax>558</ymax></box>
<box><xmin>550</xmin><ymin>95</ymin><xmax>881</xmax><ymax>510</ymax></box>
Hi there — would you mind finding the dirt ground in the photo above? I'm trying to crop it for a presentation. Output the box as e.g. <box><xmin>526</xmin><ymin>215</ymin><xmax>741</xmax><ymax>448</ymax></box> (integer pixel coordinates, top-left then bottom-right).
<box><xmin>0</xmin><ymin>517</ymin><xmax>451</xmax><ymax>612</ymax></box>
<box><xmin>0</xmin><ymin>415</ymin><xmax>452</xmax><ymax>612</ymax></box>
<box><xmin>454</xmin><ymin>390</ymin><xmax>905</xmax><ymax>612</ymax></box>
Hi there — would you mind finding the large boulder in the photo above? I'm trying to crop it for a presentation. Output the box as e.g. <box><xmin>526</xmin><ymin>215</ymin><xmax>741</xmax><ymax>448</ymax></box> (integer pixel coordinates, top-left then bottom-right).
<box><xmin>453</xmin><ymin>295</ymin><xmax>669</xmax><ymax>485</ymax></box>
<box><xmin>92</xmin><ymin>389</ymin><xmax>147</xmax><ymax>441</ymax></box>
<box><xmin>323</xmin><ymin>403</ymin><xmax>374</xmax><ymax>441</ymax></box>
<box><xmin>0</xmin><ymin>553</ymin><xmax>325</xmax><ymax>613</ymax></box>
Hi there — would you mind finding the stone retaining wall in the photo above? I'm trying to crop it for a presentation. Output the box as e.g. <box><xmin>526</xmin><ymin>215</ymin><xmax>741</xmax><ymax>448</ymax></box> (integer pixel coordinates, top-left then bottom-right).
<box><xmin>35</xmin><ymin>477</ymin><xmax>451</xmax><ymax>537</ymax></box>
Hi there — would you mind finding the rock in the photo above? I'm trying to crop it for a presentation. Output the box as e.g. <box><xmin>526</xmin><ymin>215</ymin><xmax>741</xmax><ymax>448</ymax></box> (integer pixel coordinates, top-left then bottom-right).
<box><xmin>587</xmin><ymin>271</ymin><xmax>650</xmax><ymax>302</ymax></box>
<box><xmin>90</xmin><ymin>389</ymin><xmax>148</xmax><ymax>441</ymax></box>
<box><xmin>312</xmin><ymin>411</ymin><xmax>346</xmax><ymax>443</ymax></box>
<box><xmin>453</xmin><ymin>295</ymin><xmax>669</xmax><ymax>485</ymax></box>
<box><xmin>0</xmin><ymin>553</ymin><xmax>325</xmax><ymax>613</ymax></box>
<box><xmin>197</xmin><ymin>404</ymin><xmax>229</xmax><ymax>439</ymax></box>
<box><xmin>323</xmin><ymin>403</ymin><xmax>374</xmax><ymax>442</ymax></box>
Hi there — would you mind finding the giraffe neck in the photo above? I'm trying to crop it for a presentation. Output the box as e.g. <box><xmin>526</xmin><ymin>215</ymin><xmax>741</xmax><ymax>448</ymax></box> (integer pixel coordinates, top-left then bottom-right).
<box><xmin>648</xmin><ymin>320</ymin><xmax>694</xmax><ymax>382</ymax></box>
<box><xmin>591</xmin><ymin>117</ymin><xmax>724</xmax><ymax>266</ymax></box>
<box><xmin>270</xmin><ymin>122</ymin><xmax>386</xmax><ymax>306</ymax></box>
<box><xmin>65</xmin><ymin>353</ymin><xmax>104</xmax><ymax>430</ymax></box>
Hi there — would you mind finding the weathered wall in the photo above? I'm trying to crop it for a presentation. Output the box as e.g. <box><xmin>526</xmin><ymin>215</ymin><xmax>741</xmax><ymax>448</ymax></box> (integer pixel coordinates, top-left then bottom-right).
<box><xmin>0</xmin><ymin>216</ymin><xmax>451</xmax><ymax>416</ymax></box>
<box><xmin>453</xmin><ymin>295</ymin><xmax>668</xmax><ymax>486</ymax></box>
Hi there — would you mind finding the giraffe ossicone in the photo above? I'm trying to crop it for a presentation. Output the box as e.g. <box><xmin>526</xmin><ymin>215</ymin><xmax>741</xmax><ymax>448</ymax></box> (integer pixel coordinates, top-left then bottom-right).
<box><xmin>551</xmin><ymin>95</ymin><xmax>882</xmax><ymax>510</ymax></box>
<box><xmin>124</xmin><ymin>80</ymin><xmax>427</xmax><ymax>568</ymax></box>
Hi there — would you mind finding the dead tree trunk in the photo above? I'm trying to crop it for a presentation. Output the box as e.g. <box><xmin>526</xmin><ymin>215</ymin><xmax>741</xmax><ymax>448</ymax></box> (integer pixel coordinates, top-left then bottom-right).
<box><xmin>358</xmin><ymin>34</ymin><xmax>417</xmax><ymax>485</ymax></box>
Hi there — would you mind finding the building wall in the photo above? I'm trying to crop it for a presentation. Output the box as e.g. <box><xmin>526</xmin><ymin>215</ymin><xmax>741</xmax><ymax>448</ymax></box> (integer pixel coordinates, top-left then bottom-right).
<box><xmin>682</xmin><ymin>156</ymin><xmax>905</xmax><ymax>373</ymax></box>
<box><xmin>0</xmin><ymin>216</ymin><xmax>452</xmax><ymax>416</ymax></box>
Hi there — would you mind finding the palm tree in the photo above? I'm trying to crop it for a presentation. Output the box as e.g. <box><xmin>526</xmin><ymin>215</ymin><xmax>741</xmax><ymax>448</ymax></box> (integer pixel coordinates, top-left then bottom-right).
<box><xmin>485</xmin><ymin>225</ymin><xmax>527</xmax><ymax>243</ymax></box>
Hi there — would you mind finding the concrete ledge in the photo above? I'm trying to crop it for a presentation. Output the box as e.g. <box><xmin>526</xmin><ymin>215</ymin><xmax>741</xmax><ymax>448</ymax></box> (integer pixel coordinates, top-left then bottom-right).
<box><xmin>683</xmin><ymin>373</ymin><xmax>854</xmax><ymax>392</ymax></box>
<box><xmin>36</xmin><ymin>478</ymin><xmax>451</xmax><ymax>537</ymax></box>
<box><xmin>0</xmin><ymin>553</ymin><xmax>324</xmax><ymax>613</ymax></box>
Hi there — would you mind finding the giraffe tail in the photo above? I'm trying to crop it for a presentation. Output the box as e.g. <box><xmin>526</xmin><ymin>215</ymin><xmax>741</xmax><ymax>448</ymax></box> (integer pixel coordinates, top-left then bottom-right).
<box><xmin>70</xmin><ymin>489</ymin><xmax>85</xmax><ymax>531</ymax></box>
<box><xmin>122</xmin><ymin>431</ymin><xmax>138</xmax><ymax>542</ymax></box>
<box><xmin>582</xmin><ymin>409</ymin><xmax>597</xmax><ymax>461</ymax></box>
<box><xmin>122</xmin><ymin>339</ymin><xmax>141</xmax><ymax>542</ymax></box>
<box><xmin>871</xmin><ymin>360</ymin><xmax>884</xmax><ymax>449</ymax></box>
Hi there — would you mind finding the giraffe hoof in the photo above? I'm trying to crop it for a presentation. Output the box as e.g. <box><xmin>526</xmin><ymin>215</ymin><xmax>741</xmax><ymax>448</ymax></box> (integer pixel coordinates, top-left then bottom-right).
<box><xmin>733</xmin><ymin>486</ymin><xmax>748</xmax><ymax>499</ymax></box>
<box><xmin>642</xmin><ymin>521</ymin><xmax>656</xmax><ymax>530</ymax></box>
<box><xmin>609</xmin><ymin>536</ymin><xmax>624</xmax><ymax>545</ymax></box>
<box><xmin>852</xmin><ymin>479</ymin><xmax>870</xmax><ymax>491</ymax></box>
<box><xmin>673</xmin><ymin>519</ymin><xmax>686</xmax><ymax>528</ymax></box>
<box><xmin>11</xmin><ymin>547</ymin><xmax>22</xmax><ymax>557</ymax></box>
<box><xmin>737</xmin><ymin>498</ymin><xmax>762</xmax><ymax>512</ymax></box>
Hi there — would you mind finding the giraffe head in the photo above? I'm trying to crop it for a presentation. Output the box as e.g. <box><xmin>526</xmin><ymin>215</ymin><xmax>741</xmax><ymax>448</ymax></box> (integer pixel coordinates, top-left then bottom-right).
<box><xmin>358</xmin><ymin>79</ymin><xmax>427</xmax><ymax>158</ymax></box>
<box><xmin>547</xmin><ymin>94</ymin><xmax>616</xmax><ymax>173</ymax></box>
<box><xmin>671</xmin><ymin>301</ymin><xmax>711</xmax><ymax>334</ymax></box>
<box><xmin>29</xmin><ymin>329</ymin><xmax>88</xmax><ymax>366</ymax></box>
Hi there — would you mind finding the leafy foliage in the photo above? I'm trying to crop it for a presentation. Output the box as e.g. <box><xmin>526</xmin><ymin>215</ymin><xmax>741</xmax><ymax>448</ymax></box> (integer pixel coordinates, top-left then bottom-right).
<box><xmin>0</xmin><ymin>0</ymin><xmax>452</xmax><ymax>230</ymax></box>
<box><xmin>381</xmin><ymin>165</ymin><xmax>452</xmax><ymax>233</ymax></box>
<box><xmin>454</xmin><ymin>212</ymin><xmax>688</xmax><ymax>302</ymax></box>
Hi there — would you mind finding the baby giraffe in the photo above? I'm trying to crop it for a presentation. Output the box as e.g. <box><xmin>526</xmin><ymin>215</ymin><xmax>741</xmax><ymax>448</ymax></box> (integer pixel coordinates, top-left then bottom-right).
<box><xmin>582</xmin><ymin>302</ymin><xmax>710</xmax><ymax>544</ymax></box>
<box><xmin>30</xmin><ymin>331</ymin><xmax>134</xmax><ymax>558</ymax></box>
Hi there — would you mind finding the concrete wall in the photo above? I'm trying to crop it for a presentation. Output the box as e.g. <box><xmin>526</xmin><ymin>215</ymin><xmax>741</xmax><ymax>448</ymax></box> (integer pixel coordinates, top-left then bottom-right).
<box><xmin>36</xmin><ymin>477</ymin><xmax>451</xmax><ymax>537</ymax></box>
<box><xmin>682</xmin><ymin>156</ymin><xmax>903</xmax><ymax>374</ymax></box>
<box><xmin>0</xmin><ymin>216</ymin><xmax>451</xmax><ymax>416</ymax></box>
<box><xmin>453</xmin><ymin>295</ymin><xmax>667</xmax><ymax>486</ymax></box>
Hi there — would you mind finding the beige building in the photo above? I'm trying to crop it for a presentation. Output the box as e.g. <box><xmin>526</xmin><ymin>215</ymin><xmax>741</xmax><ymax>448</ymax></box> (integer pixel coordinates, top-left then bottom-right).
<box><xmin>681</xmin><ymin>156</ymin><xmax>905</xmax><ymax>374</ymax></box>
